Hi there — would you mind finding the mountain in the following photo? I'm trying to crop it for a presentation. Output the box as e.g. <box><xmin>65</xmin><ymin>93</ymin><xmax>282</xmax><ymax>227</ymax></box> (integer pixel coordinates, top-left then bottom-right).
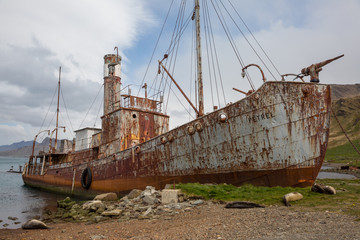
<box><xmin>0</xmin><ymin>137</ymin><xmax>53</xmax><ymax>157</ymax></box>
<box><xmin>0</xmin><ymin>140</ymin><xmax>36</xmax><ymax>152</ymax></box>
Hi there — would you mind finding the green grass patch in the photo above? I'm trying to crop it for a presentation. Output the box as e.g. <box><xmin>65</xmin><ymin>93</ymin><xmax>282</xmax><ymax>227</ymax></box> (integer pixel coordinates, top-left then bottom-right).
<box><xmin>325</xmin><ymin>139</ymin><xmax>360</xmax><ymax>167</ymax></box>
<box><xmin>177</xmin><ymin>179</ymin><xmax>360</xmax><ymax>218</ymax></box>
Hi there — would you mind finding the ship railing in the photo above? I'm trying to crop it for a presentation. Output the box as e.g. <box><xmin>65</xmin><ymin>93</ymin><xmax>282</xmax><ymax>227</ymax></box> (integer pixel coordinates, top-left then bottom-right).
<box><xmin>120</xmin><ymin>94</ymin><xmax>163</xmax><ymax>113</ymax></box>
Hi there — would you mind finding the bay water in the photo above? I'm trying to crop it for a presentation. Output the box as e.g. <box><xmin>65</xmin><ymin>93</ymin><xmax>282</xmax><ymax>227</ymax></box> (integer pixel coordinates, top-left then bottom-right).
<box><xmin>0</xmin><ymin>156</ymin><xmax>65</xmax><ymax>229</ymax></box>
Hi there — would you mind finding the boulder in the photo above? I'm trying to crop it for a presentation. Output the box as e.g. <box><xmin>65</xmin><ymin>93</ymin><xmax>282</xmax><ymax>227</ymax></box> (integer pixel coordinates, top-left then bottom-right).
<box><xmin>94</xmin><ymin>192</ymin><xmax>118</xmax><ymax>201</ymax></box>
<box><xmin>127</xmin><ymin>189</ymin><xmax>142</xmax><ymax>199</ymax></box>
<box><xmin>161</xmin><ymin>189</ymin><xmax>181</xmax><ymax>204</ymax></box>
<box><xmin>57</xmin><ymin>197</ymin><xmax>76</xmax><ymax>209</ymax></box>
<box><xmin>101</xmin><ymin>209</ymin><xmax>123</xmax><ymax>217</ymax></box>
<box><xmin>142</xmin><ymin>195</ymin><xmax>156</xmax><ymax>205</ymax></box>
<box><xmin>143</xmin><ymin>207</ymin><xmax>153</xmax><ymax>217</ymax></box>
<box><xmin>82</xmin><ymin>200</ymin><xmax>105</xmax><ymax>211</ymax></box>
<box><xmin>22</xmin><ymin>219</ymin><xmax>49</xmax><ymax>229</ymax></box>
<box><xmin>190</xmin><ymin>199</ymin><xmax>204</xmax><ymax>206</ymax></box>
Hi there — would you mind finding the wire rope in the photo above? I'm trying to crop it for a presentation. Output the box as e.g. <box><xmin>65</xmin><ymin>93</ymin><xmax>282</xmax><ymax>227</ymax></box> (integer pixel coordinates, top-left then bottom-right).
<box><xmin>227</xmin><ymin>0</ymin><xmax>282</xmax><ymax>79</ymax></box>
<box><xmin>219</xmin><ymin>0</ymin><xmax>277</xmax><ymax>80</ymax></box>
<box><xmin>38</xmin><ymin>85</ymin><xmax>57</xmax><ymax>133</ymax></box>
<box><xmin>210</xmin><ymin>0</ymin><xmax>255</xmax><ymax>90</ymax></box>
<box><xmin>60</xmin><ymin>87</ymin><xmax>75</xmax><ymax>135</ymax></box>
<box><xmin>78</xmin><ymin>84</ymin><xmax>103</xmax><ymax>130</ymax></box>
<box><xmin>137</xmin><ymin>0</ymin><xmax>174</xmax><ymax>97</ymax></box>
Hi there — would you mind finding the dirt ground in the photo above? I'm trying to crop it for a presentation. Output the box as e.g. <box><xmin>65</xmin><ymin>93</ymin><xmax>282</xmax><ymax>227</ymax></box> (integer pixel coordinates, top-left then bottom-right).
<box><xmin>1</xmin><ymin>202</ymin><xmax>359</xmax><ymax>240</ymax></box>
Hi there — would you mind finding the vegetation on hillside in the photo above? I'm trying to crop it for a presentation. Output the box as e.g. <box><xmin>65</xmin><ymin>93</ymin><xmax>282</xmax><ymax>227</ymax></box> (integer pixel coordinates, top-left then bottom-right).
<box><xmin>326</xmin><ymin>95</ymin><xmax>360</xmax><ymax>166</ymax></box>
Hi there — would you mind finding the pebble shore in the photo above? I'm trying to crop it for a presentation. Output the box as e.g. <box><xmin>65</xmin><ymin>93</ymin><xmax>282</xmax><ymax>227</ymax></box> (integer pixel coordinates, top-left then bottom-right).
<box><xmin>1</xmin><ymin>186</ymin><xmax>360</xmax><ymax>239</ymax></box>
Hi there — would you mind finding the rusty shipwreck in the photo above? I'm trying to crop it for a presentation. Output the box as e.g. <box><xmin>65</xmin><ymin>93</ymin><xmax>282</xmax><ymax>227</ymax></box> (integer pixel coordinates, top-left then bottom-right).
<box><xmin>22</xmin><ymin>0</ymin><xmax>341</xmax><ymax>197</ymax></box>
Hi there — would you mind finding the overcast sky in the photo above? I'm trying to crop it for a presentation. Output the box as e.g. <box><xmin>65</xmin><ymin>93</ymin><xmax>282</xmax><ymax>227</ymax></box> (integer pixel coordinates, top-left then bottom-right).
<box><xmin>0</xmin><ymin>0</ymin><xmax>359</xmax><ymax>146</ymax></box>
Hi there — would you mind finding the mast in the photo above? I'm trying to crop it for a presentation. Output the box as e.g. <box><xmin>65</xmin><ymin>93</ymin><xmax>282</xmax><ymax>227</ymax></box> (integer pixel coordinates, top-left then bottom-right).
<box><xmin>195</xmin><ymin>0</ymin><xmax>204</xmax><ymax>117</ymax></box>
<box><xmin>55</xmin><ymin>66</ymin><xmax>61</xmax><ymax>151</ymax></box>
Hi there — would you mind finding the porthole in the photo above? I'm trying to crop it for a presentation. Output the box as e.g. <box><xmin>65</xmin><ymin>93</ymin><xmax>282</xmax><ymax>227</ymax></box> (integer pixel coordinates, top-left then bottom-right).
<box><xmin>219</xmin><ymin>113</ymin><xmax>227</xmax><ymax>122</ymax></box>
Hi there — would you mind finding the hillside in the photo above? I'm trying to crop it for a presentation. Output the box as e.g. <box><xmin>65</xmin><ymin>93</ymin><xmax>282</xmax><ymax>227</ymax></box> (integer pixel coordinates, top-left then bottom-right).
<box><xmin>328</xmin><ymin>95</ymin><xmax>360</xmax><ymax>148</ymax></box>
<box><xmin>331</xmin><ymin>84</ymin><xmax>360</xmax><ymax>100</ymax></box>
<box><xmin>0</xmin><ymin>140</ymin><xmax>35</xmax><ymax>152</ymax></box>
<box><xmin>0</xmin><ymin>137</ymin><xmax>53</xmax><ymax>157</ymax></box>
<box><xmin>326</xmin><ymin>84</ymin><xmax>360</xmax><ymax>165</ymax></box>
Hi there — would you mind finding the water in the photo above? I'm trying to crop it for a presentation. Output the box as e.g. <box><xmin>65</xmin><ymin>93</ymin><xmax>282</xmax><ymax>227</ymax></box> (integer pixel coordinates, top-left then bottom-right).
<box><xmin>0</xmin><ymin>156</ymin><xmax>66</xmax><ymax>229</ymax></box>
<box><xmin>317</xmin><ymin>169</ymin><xmax>357</xmax><ymax>180</ymax></box>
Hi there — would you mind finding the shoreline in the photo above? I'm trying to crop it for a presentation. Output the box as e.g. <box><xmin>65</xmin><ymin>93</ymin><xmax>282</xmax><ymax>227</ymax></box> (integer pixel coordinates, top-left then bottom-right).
<box><xmin>1</xmin><ymin>202</ymin><xmax>359</xmax><ymax>240</ymax></box>
<box><xmin>322</xmin><ymin>162</ymin><xmax>360</xmax><ymax>178</ymax></box>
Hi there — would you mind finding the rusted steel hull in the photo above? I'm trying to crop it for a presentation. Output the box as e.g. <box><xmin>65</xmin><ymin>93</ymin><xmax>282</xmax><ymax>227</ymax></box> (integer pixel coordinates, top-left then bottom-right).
<box><xmin>23</xmin><ymin>81</ymin><xmax>331</xmax><ymax>197</ymax></box>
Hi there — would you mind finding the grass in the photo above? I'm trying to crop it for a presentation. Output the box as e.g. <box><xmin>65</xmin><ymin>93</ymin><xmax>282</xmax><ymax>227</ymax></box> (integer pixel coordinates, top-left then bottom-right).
<box><xmin>177</xmin><ymin>179</ymin><xmax>360</xmax><ymax>219</ymax></box>
<box><xmin>325</xmin><ymin>139</ymin><xmax>360</xmax><ymax>167</ymax></box>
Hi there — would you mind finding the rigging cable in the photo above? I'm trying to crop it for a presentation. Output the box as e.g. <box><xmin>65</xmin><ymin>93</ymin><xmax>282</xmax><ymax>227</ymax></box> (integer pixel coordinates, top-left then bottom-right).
<box><xmin>202</xmin><ymin>0</ymin><xmax>216</xmax><ymax>108</ymax></box>
<box><xmin>227</xmin><ymin>0</ymin><xmax>282</xmax><ymax>79</ymax></box>
<box><xmin>210</xmin><ymin>0</ymin><xmax>256</xmax><ymax>90</ymax></box>
<box><xmin>93</xmin><ymin>97</ymin><xmax>103</xmax><ymax>128</ymax></box>
<box><xmin>161</xmin><ymin>0</ymin><xmax>186</xmax><ymax>113</ymax></box>
<box><xmin>60</xmin><ymin>87</ymin><xmax>75</xmax><ymax>136</ymax></box>
<box><xmin>78</xmin><ymin>83</ymin><xmax>104</xmax><ymax>130</ymax></box>
<box><xmin>159</xmin><ymin>1</ymin><xmax>186</xmax><ymax>100</ymax></box>
<box><xmin>204</xmin><ymin>0</ymin><xmax>227</xmax><ymax>106</ymax></box>
<box><xmin>165</xmin><ymin>0</ymin><xmax>187</xmax><ymax>113</ymax></box>
<box><xmin>38</xmin><ymin>85</ymin><xmax>58</xmax><ymax>133</ymax></box>
<box><xmin>137</xmin><ymin>0</ymin><xmax>174</xmax><ymax>97</ymax></box>
<box><xmin>219</xmin><ymin>0</ymin><xmax>278</xmax><ymax>80</ymax></box>
<box><xmin>331</xmin><ymin>107</ymin><xmax>360</xmax><ymax>160</ymax></box>
<box><xmin>164</xmin><ymin>76</ymin><xmax>196</xmax><ymax>120</ymax></box>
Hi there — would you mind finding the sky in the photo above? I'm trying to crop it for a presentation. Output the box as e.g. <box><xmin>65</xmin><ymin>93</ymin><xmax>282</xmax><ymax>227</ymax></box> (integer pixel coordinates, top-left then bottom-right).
<box><xmin>0</xmin><ymin>0</ymin><xmax>359</xmax><ymax>146</ymax></box>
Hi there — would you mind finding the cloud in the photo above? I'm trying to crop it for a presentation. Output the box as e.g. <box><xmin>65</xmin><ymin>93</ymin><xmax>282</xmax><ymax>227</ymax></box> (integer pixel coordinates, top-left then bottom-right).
<box><xmin>0</xmin><ymin>0</ymin><xmax>359</xmax><ymax>145</ymax></box>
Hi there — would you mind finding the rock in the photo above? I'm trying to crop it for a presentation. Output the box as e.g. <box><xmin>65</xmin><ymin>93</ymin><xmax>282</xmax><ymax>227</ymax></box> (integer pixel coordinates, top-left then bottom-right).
<box><xmin>3</xmin><ymin>223</ymin><xmax>9</xmax><ymax>227</ymax></box>
<box><xmin>22</xmin><ymin>219</ymin><xmax>49</xmax><ymax>229</ymax></box>
<box><xmin>90</xmin><ymin>235</ymin><xmax>107</xmax><ymax>240</ymax></box>
<box><xmin>141</xmin><ymin>186</ymin><xmax>157</xmax><ymax>198</ymax></box>
<box><xmin>146</xmin><ymin>186</ymin><xmax>156</xmax><ymax>194</ymax></box>
<box><xmin>101</xmin><ymin>209</ymin><xmax>123</xmax><ymax>216</ymax></box>
<box><xmin>94</xmin><ymin>216</ymin><xmax>108</xmax><ymax>223</ymax></box>
<box><xmin>82</xmin><ymin>200</ymin><xmax>105</xmax><ymax>212</ymax></box>
<box><xmin>190</xmin><ymin>200</ymin><xmax>204</xmax><ymax>206</ymax></box>
<box><xmin>127</xmin><ymin>189</ymin><xmax>142</xmax><ymax>199</ymax></box>
<box><xmin>57</xmin><ymin>197</ymin><xmax>76</xmax><ymax>209</ymax></box>
<box><xmin>143</xmin><ymin>195</ymin><xmax>156</xmax><ymax>205</ymax></box>
<box><xmin>94</xmin><ymin>192</ymin><xmax>118</xmax><ymax>201</ymax></box>
<box><xmin>162</xmin><ymin>189</ymin><xmax>181</xmax><ymax>204</ymax></box>
<box><xmin>143</xmin><ymin>207</ymin><xmax>153</xmax><ymax>217</ymax></box>
<box><xmin>155</xmin><ymin>206</ymin><xmax>165</xmax><ymax>214</ymax></box>
<box><xmin>8</xmin><ymin>216</ymin><xmax>18</xmax><ymax>221</ymax></box>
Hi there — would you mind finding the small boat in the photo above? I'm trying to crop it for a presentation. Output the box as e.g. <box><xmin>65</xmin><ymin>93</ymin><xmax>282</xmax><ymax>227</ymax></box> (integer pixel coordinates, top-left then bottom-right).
<box><xmin>22</xmin><ymin>0</ymin><xmax>342</xmax><ymax>197</ymax></box>
<box><xmin>7</xmin><ymin>165</ymin><xmax>23</xmax><ymax>174</ymax></box>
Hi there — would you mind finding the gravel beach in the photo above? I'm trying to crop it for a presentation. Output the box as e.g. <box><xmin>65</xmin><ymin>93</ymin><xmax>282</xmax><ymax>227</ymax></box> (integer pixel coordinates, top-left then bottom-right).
<box><xmin>1</xmin><ymin>202</ymin><xmax>359</xmax><ymax>240</ymax></box>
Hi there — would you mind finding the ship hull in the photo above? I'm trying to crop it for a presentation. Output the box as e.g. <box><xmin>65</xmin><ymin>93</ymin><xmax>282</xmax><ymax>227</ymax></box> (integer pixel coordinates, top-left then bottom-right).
<box><xmin>23</xmin><ymin>81</ymin><xmax>331</xmax><ymax>198</ymax></box>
